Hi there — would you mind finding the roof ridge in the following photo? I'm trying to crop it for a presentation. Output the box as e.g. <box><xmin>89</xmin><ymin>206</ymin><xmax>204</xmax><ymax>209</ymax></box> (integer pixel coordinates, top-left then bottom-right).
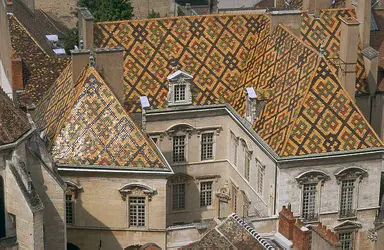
<box><xmin>95</xmin><ymin>12</ymin><xmax>270</xmax><ymax>25</ymax></box>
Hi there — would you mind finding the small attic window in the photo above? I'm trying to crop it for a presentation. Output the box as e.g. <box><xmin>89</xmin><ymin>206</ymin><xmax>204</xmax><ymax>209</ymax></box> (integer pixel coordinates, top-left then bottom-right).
<box><xmin>167</xmin><ymin>70</ymin><xmax>193</xmax><ymax>106</ymax></box>
<box><xmin>175</xmin><ymin>85</ymin><xmax>186</xmax><ymax>102</ymax></box>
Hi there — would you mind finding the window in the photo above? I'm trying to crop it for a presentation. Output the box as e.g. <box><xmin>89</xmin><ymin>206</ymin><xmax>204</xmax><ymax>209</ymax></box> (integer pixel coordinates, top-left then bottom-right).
<box><xmin>174</xmin><ymin>85</ymin><xmax>186</xmax><ymax>101</ymax></box>
<box><xmin>257</xmin><ymin>163</ymin><xmax>265</xmax><ymax>194</ymax></box>
<box><xmin>339</xmin><ymin>232</ymin><xmax>353</xmax><ymax>250</ymax></box>
<box><xmin>302</xmin><ymin>183</ymin><xmax>317</xmax><ymax>220</ymax></box>
<box><xmin>244</xmin><ymin>151</ymin><xmax>251</xmax><ymax>181</ymax></box>
<box><xmin>201</xmin><ymin>133</ymin><xmax>214</xmax><ymax>160</ymax></box>
<box><xmin>231</xmin><ymin>134</ymin><xmax>238</xmax><ymax>165</ymax></box>
<box><xmin>340</xmin><ymin>180</ymin><xmax>355</xmax><ymax>217</ymax></box>
<box><xmin>66</xmin><ymin>194</ymin><xmax>74</xmax><ymax>224</ymax></box>
<box><xmin>172</xmin><ymin>183</ymin><xmax>185</xmax><ymax>210</ymax></box>
<box><xmin>232</xmin><ymin>186</ymin><xmax>237</xmax><ymax>213</ymax></box>
<box><xmin>173</xmin><ymin>135</ymin><xmax>186</xmax><ymax>162</ymax></box>
<box><xmin>200</xmin><ymin>181</ymin><xmax>213</xmax><ymax>207</ymax></box>
<box><xmin>129</xmin><ymin>197</ymin><xmax>146</xmax><ymax>227</ymax></box>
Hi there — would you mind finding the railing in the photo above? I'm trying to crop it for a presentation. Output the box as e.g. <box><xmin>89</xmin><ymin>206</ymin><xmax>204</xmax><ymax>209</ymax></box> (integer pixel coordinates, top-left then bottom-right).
<box><xmin>302</xmin><ymin>212</ymin><xmax>319</xmax><ymax>222</ymax></box>
<box><xmin>339</xmin><ymin>209</ymin><xmax>356</xmax><ymax>218</ymax></box>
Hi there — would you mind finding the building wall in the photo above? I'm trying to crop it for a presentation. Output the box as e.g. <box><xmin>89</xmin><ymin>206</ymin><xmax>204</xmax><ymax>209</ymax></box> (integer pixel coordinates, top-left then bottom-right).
<box><xmin>5</xmin><ymin>161</ymin><xmax>40</xmax><ymax>249</ymax></box>
<box><xmin>131</xmin><ymin>0</ymin><xmax>175</xmax><ymax>19</ymax></box>
<box><xmin>61</xmin><ymin>171</ymin><xmax>168</xmax><ymax>249</ymax></box>
<box><xmin>25</xmin><ymin>143</ymin><xmax>67</xmax><ymax>250</ymax></box>
<box><xmin>278</xmin><ymin>156</ymin><xmax>382</xmax><ymax>250</ymax></box>
<box><xmin>0</xmin><ymin>0</ymin><xmax>14</xmax><ymax>97</ymax></box>
<box><xmin>146</xmin><ymin>108</ymin><xmax>277</xmax><ymax>225</ymax></box>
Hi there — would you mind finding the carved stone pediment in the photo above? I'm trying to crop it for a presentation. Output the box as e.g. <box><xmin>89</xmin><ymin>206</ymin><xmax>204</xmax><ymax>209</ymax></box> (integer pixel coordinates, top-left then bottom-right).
<box><xmin>335</xmin><ymin>167</ymin><xmax>368</xmax><ymax>184</ymax></box>
<box><xmin>65</xmin><ymin>181</ymin><xmax>83</xmax><ymax>199</ymax></box>
<box><xmin>118</xmin><ymin>183</ymin><xmax>157</xmax><ymax>201</ymax></box>
<box><xmin>295</xmin><ymin>170</ymin><xmax>330</xmax><ymax>185</ymax></box>
<box><xmin>167</xmin><ymin>173</ymin><xmax>194</xmax><ymax>184</ymax></box>
<box><xmin>165</xmin><ymin>124</ymin><xmax>195</xmax><ymax>139</ymax></box>
<box><xmin>216</xmin><ymin>181</ymin><xmax>231</xmax><ymax>201</ymax></box>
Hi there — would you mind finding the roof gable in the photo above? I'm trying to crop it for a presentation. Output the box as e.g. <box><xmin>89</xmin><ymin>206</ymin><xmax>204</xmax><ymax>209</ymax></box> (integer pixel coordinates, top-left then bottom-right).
<box><xmin>0</xmin><ymin>88</ymin><xmax>31</xmax><ymax>145</ymax></box>
<box><xmin>50</xmin><ymin>67</ymin><xmax>168</xmax><ymax>169</ymax></box>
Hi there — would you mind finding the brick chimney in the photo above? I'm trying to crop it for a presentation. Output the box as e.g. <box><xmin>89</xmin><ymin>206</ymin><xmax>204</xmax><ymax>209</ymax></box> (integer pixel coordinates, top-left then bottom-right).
<box><xmin>270</xmin><ymin>10</ymin><xmax>302</xmax><ymax>37</ymax></box>
<box><xmin>11</xmin><ymin>56</ymin><xmax>23</xmax><ymax>91</ymax></box>
<box><xmin>71</xmin><ymin>49</ymin><xmax>91</xmax><ymax>87</ymax></box>
<box><xmin>310</xmin><ymin>222</ymin><xmax>342</xmax><ymax>250</ymax></box>
<box><xmin>292</xmin><ymin>219</ymin><xmax>310</xmax><ymax>250</ymax></box>
<box><xmin>278</xmin><ymin>205</ymin><xmax>295</xmax><ymax>240</ymax></box>
<box><xmin>94</xmin><ymin>47</ymin><xmax>125</xmax><ymax>104</ymax></box>
<box><xmin>78</xmin><ymin>7</ymin><xmax>94</xmax><ymax>50</ymax></box>
<box><xmin>356</xmin><ymin>0</ymin><xmax>370</xmax><ymax>48</ymax></box>
<box><xmin>339</xmin><ymin>17</ymin><xmax>360</xmax><ymax>103</ymax></box>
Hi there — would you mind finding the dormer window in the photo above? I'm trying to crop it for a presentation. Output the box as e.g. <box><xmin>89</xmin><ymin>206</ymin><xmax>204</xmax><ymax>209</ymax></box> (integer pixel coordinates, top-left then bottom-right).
<box><xmin>167</xmin><ymin>70</ymin><xmax>193</xmax><ymax>106</ymax></box>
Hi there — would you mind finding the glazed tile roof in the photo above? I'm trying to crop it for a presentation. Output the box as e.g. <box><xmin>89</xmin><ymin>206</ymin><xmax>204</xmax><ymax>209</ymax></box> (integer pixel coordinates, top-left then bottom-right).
<box><xmin>93</xmin><ymin>11</ymin><xmax>381</xmax><ymax>156</ymax></box>
<box><xmin>94</xmin><ymin>14</ymin><xmax>271</xmax><ymax>112</ymax></box>
<box><xmin>35</xmin><ymin>65</ymin><xmax>168</xmax><ymax>169</ymax></box>
<box><xmin>232</xmin><ymin>24</ymin><xmax>382</xmax><ymax>156</ymax></box>
<box><xmin>301</xmin><ymin>9</ymin><xmax>369</xmax><ymax>95</ymax></box>
<box><xmin>8</xmin><ymin>14</ymin><xmax>69</xmax><ymax>106</ymax></box>
<box><xmin>181</xmin><ymin>213</ymin><xmax>274</xmax><ymax>249</ymax></box>
<box><xmin>0</xmin><ymin>87</ymin><xmax>31</xmax><ymax>146</ymax></box>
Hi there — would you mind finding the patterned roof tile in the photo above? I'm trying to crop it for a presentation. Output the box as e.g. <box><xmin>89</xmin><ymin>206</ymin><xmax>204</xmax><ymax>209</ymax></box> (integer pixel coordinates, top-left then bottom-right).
<box><xmin>35</xmin><ymin>66</ymin><xmax>168</xmax><ymax>169</ymax></box>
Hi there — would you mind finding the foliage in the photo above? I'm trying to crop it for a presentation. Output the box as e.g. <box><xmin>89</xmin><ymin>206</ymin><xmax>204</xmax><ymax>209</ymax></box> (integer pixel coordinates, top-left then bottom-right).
<box><xmin>78</xmin><ymin>0</ymin><xmax>134</xmax><ymax>22</ymax></box>
<box><xmin>63</xmin><ymin>27</ymin><xmax>79</xmax><ymax>55</ymax></box>
<box><xmin>148</xmin><ymin>9</ymin><xmax>160</xmax><ymax>19</ymax></box>
<box><xmin>177</xmin><ymin>6</ymin><xmax>185</xmax><ymax>16</ymax></box>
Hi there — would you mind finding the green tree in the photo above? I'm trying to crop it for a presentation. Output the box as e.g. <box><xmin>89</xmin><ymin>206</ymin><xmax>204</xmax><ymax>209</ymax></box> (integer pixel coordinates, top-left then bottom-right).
<box><xmin>148</xmin><ymin>9</ymin><xmax>160</xmax><ymax>19</ymax></box>
<box><xmin>78</xmin><ymin>0</ymin><xmax>134</xmax><ymax>22</ymax></box>
<box><xmin>63</xmin><ymin>27</ymin><xmax>79</xmax><ymax>54</ymax></box>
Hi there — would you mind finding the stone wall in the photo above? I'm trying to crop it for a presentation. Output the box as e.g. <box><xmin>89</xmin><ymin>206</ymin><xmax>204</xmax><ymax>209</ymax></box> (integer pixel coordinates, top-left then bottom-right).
<box><xmin>61</xmin><ymin>171</ymin><xmax>168</xmax><ymax>249</ymax></box>
<box><xmin>131</xmin><ymin>0</ymin><xmax>175</xmax><ymax>19</ymax></box>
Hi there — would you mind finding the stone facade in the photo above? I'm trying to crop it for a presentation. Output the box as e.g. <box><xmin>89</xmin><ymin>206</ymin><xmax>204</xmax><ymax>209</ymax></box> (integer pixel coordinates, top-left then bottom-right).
<box><xmin>60</xmin><ymin>172</ymin><xmax>168</xmax><ymax>249</ymax></box>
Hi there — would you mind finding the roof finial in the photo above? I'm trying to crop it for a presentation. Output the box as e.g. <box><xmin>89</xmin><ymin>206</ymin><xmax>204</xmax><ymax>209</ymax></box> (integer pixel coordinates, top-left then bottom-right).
<box><xmin>79</xmin><ymin>36</ymin><xmax>84</xmax><ymax>50</ymax></box>
<box><xmin>319</xmin><ymin>37</ymin><xmax>326</xmax><ymax>58</ymax></box>
<box><xmin>89</xmin><ymin>52</ymin><xmax>95</xmax><ymax>67</ymax></box>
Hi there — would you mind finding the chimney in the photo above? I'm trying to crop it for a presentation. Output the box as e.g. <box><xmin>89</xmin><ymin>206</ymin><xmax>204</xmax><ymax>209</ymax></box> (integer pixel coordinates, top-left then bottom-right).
<box><xmin>71</xmin><ymin>49</ymin><xmax>91</xmax><ymax>87</ymax></box>
<box><xmin>303</xmin><ymin>0</ymin><xmax>329</xmax><ymax>16</ymax></box>
<box><xmin>78</xmin><ymin>7</ymin><xmax>94</xmax><ymax>50</ymax></box>
<box><xmin>356</xmin><ymin>0</ymin><xmax>371</xmax><ymax>48</ymax></box>
<box><xmin>278</xmin><ymin>205</ymin><xmax>295</xmax><ymax>240</ymax></box>
<box><xmin>185</xmin><ymin>3</ymin><xmax>192</xmax><ymax>16</ymax></box>
<box><xmin>94</xmin><ymin>47</ymin><xmax>125</xmax><ymax>104</ymax></box>
<box><xmin>11</xmin><ymin>56</ymin><xmax>23</xmax><ymax>91</ymax></box>
<box><xmin>209</xmin><ymin>0</ymin><xmax>218</xmax><ymax>14</ymax></box>
<box><xmin>270</xmin><ymin>10</ymin><xmax>302</xmax><ymax>37</ymax></box>
<box><xmin>362</xmin><ymin>47</ymin><xmax>379</xmax><ymax>97</ymax></box>
<box><xmin>339</xmin><ymin>17</ymin><xmax>359</xmax><ymax>103</ymax></box>
<box><xmin>245</xmin><ymin>87</ymin><xmax>257</xmax><ymax>123</ymax></box>
<box><xmin>140</xmin><ymin>96</ymin><xmax>150</xmax><ymax>131</ymax></box>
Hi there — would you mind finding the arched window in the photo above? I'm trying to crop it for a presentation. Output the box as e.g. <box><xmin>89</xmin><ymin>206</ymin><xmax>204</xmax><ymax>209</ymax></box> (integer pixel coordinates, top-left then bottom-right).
<box><xmin>119</xmin><ymin>183</ymin><xmax>157</xmax><ymax>228</ymax></box>
<box><xmin>295</xmin><ymin>170</ymin><xmax>330</xmax><ymax>222</ymax></box>
<box><xmin>335</xmin><ymin>167</ymin><xmax>368</xmax><ymax>218</ymax></box>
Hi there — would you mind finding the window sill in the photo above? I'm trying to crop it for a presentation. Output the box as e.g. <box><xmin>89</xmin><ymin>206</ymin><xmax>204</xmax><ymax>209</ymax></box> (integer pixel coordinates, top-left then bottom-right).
<box><xmin>337</xmin><ymin>216</ymin><xmax>357</xmax><ymax>221</ymax></box>
<box><xmin>170</xmin><ymin>209</ymin><xmax>188</xmax><ymax>214</ymax></box>
<box><xmin>172</xmin><ymin>162</ymin><xmax>188</xmax><ymax>166</ymax></box>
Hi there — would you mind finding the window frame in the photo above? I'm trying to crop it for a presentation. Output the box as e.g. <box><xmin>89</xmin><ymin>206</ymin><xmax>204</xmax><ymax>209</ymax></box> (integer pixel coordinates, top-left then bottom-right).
<box><xmin>244</xmin><ymin>151</ymin><xmax>251</xmax><ymax>181</ymax></box>
<box><xmin>172</xmin><ymin>135</ymin><xmax>187</xmax><ymax>163</ymax></box>
<box><xmin>339</xmin><ymin>231</ymin><xmax>354</xmax><ymax>250</ymax></box>
<box><xmin>172</xmin><ymin>183</ymin><xmax>186</xmax><ymax>211</ymax></box>
<box><xmin>231</xmin><ymin>132</ymin><xmax>238</xmax><ymax>166</ymax></box>
<box><xmin>257</xmin><ymin>160</ymin><xmax>265</xmax><ymax>195</ymax></box>
<box><xmin>65</xmin><ymin>193</ymin><xmax>75</xmax><ymax>225</ymax></box>
<box><xmin>128</xmin><ymin>196</ymin><xmax>147</xmax><ymax>228</ymax></box>
<box><xmin>174</xmin><ymin>84</ymin><xmax>186</xmax><ymax>102</ymax></box>
<box><xmin>200</xmin><ymin>132</ymin><xmax>215</xmax><ymax>161</ymax></box>
<box><xmin>301</xmin><ymin>183</ymin><xmax>318</xmax><ymax>221</ymax></box>
<box><xmin>339</xmin><ymin>179</ymin><xmax>356</xmax><ymax>218</ymax></box>
<box><xmin>200</xmin><ymin>181</ymin><xmax>213</xmax><ymax>208</ymax></box>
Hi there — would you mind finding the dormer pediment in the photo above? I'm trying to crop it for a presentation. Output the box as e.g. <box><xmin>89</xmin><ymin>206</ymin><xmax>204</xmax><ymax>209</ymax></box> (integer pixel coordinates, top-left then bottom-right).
<box><xmin>167</xmin><ymin>70</ymin><xmax>193</xmax><ymax>106</ymax></box>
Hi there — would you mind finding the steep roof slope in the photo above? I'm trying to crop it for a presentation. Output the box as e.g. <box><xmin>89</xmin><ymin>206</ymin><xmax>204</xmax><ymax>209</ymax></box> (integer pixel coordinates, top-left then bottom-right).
<box><xmin>94</xmin><ymin>14</ymin><xmax>271</xmax><ymax>111</ymax></box>
<box><xmin>231</xmin><ymin>25</ymin><xmax>382</xmax><ymax>156</ymax></box>
<box><xmin>35</xmin><ymin>65</ymin><xmax>168</xmax><ymax>169</ymax></box>
<box><xmin>0</xmin><ymin>88</ymin><xmax>31</xmax><ymax>145</ymax></box>
<box><xmin>7</xmin><ymin>14</ymin><xmax>69</xmax><ymax>106</ymax></box>
<box><xmin>301</xmin><ymin>9</ymin><xmax>368</xmax><ymax>95</ymax></box>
